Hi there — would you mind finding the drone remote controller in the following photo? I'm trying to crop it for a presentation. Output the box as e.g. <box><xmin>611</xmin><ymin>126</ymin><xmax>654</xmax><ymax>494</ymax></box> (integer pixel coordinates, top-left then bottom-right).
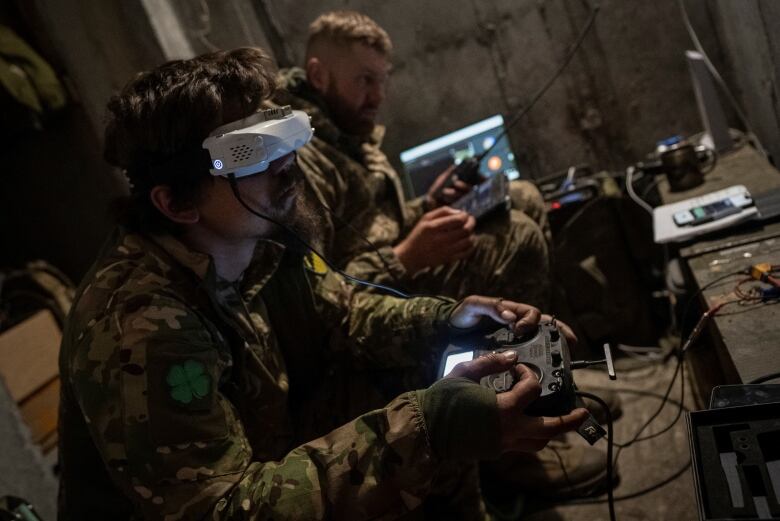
<box><xmin>433</xmin><ymin>157</ymin><xmax>483</xmax><ymax>200</ymax></box>
<box><xmin>439</xmin><ymin>322</ymin><xmax>607</xmax><ymax>444</ymax></box>
<box><xmin>451</xmin><ymin>174</ymin><xmax>512</xmax><ymax>221</ymax></box>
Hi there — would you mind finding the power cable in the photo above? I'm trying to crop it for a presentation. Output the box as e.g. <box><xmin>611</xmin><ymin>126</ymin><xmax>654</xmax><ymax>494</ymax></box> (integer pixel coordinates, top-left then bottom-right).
<box><xmin>226</xmin><ymin>175</ymin><xmax>450</xmax><ymax>303</ymax></box>
<box><xmin>625</xmin><ymin>166</ymin><xmax>653</xmax><ymax>215</ymax></box>
<box><xmin>678</xmin><ymin>0</ymin><xmax>767</xmax><ymax>157</ymax></box>
<box><xmin>314</xmin><ymin>196</ymin><xmax>405</xmax><ymax>288</ymax></box>
<box><xmin>576</xmin><ymin>390</ymin><xmax>616</xmax><ymax>521</ymax></box>
<box><xmin>611</xmin><ymin>268</ymin><xmax>777</xmax><ymax>461</ymax></box>
<box><xmin>748</xmin><ymin>372</ymin><xmax>780</xmax><ymax>385</ymax></box>
<box><xmin>562</xmin><ymin>388</ymin><xmax>691</xmax><ymax>506</ymax></box>
<box><xmin>562</xmin><ymin>270</ymin><xmax>752</xmax><ymax>507</ymax></box>
<box><xmin>680</xmin><ymin>268</ymin><xmax>749</xmax><ymax>333</ymax></box>
<box><xmin>482</xmin><ymin>2</ymin><xmax>601</xmax><ymax>161</ymax></box>
<box><xmin>436</xmin><ymin>1</ymin><xmax>601</xmax><ymax>192</ymax></box>
<box><xmin>614</xmin><ymin>300</ymin><xmax>732</xmax><ymax>456</ymax></box>
<box><xmin>566</xmin><ymin>459</ymin><xmax>692</xmax><ymax>504</ymax></box>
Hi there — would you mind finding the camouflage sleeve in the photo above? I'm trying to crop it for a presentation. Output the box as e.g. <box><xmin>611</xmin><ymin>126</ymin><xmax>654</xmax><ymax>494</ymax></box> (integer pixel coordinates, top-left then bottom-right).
<box><xmin>342</xmin><ymin>246</ymin><xmax>408</xmax><ymax>287</ymax></box>
<box><xmin>296</xmin><ymin>146</ymin><xmax>409</xmax><ymax>286</ymax></box>
<box><xmin>67</xmin><ymin>295</ymin><xmax>442</xmax><ymax>520</ymax></box>
<box><xmin>403</xmin><ymin>195</ymin><xmax>427</xmax><ymax>231</ymax></box>
<box><xmin>313</xmin><ymin>270</ymin><xmax>456</xmax><ymax>369</ymax></box>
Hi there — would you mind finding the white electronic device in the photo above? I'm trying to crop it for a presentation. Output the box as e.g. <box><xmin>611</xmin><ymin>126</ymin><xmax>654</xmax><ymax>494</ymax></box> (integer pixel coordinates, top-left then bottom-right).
<box><xmin>653</xmin><ymin>185</ymin><xmax>757</xmax><ymax>243</ymax></box>
<box><xmin>686</xmin><ymin>50</ymin><xmax>733</xmax><ymax>154</ymax></box>
<box><xmin>202</xmin><ymin>105</ymin><xmax>313</xmax><ymax>178</ymax></box>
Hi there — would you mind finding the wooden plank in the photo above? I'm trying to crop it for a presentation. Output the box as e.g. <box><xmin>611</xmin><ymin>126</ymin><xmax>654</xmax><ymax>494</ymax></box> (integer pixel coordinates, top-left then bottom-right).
<box><xmin>38</xmin><ymin>430</ymin><xmax>59</xmax><ymax>454</ymax></box>
<box><xmin>669</xmin><ymin>146</ymin><xmax>780</xmax><ymax>390</ymax></box>
<box><xmin>0</xmin><ymin>371</ymin><xmax>59</xmax><ymax>519</ymax></box>
<box><xmin>688</xmin><ymin>241</ymin><xmax>780</xmax><ymax>384</ymax></box>
<box><xmin>19</xmin><ymin>378</ymin><xmax>60</xmax><ymax>448</ymax></box>
<box><xmin>0</xmin><ymin>310</ymin><xmax>61</xmax><ymax>402</ymax></box>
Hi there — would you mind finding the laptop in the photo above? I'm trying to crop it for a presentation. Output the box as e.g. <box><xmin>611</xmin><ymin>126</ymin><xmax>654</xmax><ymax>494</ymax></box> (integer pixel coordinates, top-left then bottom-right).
<box><xmin>400</xmin><ymin>114</ymin><xmax>520</xmax><ymax>197</ymax></box>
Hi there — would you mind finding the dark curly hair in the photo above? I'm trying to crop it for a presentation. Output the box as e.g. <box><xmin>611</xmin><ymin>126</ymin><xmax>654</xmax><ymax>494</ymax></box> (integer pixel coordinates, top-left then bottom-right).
<box><xmin>104</xmin><ymin>47</ymin><xmax>278</xmax><ymax>234</ymax></box>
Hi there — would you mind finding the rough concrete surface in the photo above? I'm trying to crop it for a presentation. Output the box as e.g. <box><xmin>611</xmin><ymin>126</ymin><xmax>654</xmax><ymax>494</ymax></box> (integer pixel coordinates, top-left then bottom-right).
<box><xmin>8</xmin><ymin>0</ymin><xmax>779</xmax><ymax>280</ymax></box>
<box><xmin>709</xmin><ymin>0</ymin><xmax>780</xmax><ymax>163</ymax></box>
<box><xmin>267</xmin><ymin>0</ymin><xmax>724</xmax><ymax>179</ymax></box>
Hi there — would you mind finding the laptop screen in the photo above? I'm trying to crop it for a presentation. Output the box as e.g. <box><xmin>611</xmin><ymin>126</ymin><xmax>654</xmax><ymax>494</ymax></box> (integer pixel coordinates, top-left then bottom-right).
<box><xmin>400</xmin><ymin>114</ymin><xmax>520</xmax><ymax>196</ymax></box>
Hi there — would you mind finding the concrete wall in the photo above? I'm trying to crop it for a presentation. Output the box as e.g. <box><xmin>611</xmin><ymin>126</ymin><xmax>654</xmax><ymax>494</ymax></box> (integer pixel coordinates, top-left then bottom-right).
<box><xmin>5</xmin><ymin>0</ymin><xmax>778</xmax><ymax>279</ymax></box>
<box><xmin>708</xmin><ymin>0</ymin><xmax>780</xmax><ymax>163</ymax></box>
<box><xmin>34</xmin><ymin>0</ymin><xmax>273</xmax><ymax>139</ymax></box>
<box><xmin>35</xmin><ymin>0</ymin><xmax>735</xmax><ymax>181</ymax></box>
<box><xmin>0</xmin><ymin>1</ymin><xmax>135</xmax><ymax>280</ymax></box>
<box><xmin>24</xmin><ymin>0</ymin><xmax>779</xmax><ymax>179</ymax></box>
<box><xmin>1</xmin><ymin>0</ymin><xmax>273</xmax><ymax>279</ymax></box>
<box><xmin>32</xmin><ymin>0</ymin><xmax>166</xmax><ymax>138</ymax></box>
<box><xmin>265</xmin><ymin>0</ymin><xmax>726</xmax><ymax>180</ymax></box>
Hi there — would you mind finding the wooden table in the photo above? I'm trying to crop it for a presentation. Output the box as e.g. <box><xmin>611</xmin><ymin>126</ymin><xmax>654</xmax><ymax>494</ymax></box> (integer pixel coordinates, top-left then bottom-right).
<box><xmin>657</xmin><ymin>144</ymin><xmax>780</xmax><ymax>404</ymax></box>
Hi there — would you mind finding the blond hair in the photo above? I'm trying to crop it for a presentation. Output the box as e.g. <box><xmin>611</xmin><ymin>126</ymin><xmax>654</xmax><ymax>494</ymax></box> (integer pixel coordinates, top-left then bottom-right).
<box><xmin>306</xmin><ymin>11</ymin><xmax>392</xmax><ymax>58</ymax></box>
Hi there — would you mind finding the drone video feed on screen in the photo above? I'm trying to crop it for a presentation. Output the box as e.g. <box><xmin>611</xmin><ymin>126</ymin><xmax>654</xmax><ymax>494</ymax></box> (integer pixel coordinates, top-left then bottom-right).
<box><xmin>400</xmin><ymin>114</ymin><xmax>520</xmax><ymax>196</ymax></box>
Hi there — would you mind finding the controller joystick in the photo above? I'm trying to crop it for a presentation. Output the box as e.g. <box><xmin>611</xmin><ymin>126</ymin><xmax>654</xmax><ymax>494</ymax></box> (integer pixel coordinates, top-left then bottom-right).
<box><xmin>438</xmin><ymin>322</ymin><xmax>607</xmax><ymax>444</ymax></box>
<box><xmin>520</xmin><ymin>362</ymin><xmax>544</xmax><ymax>382</ymax></box>
<box><xmin>511</xmin><ymin>328</ymin><xmax>540</xmax><ymax>345</ymax></box>
<box><xmin>439</xmin><ymin>323</ymin><xmax>575</xmax><ymax>416</ymax></box>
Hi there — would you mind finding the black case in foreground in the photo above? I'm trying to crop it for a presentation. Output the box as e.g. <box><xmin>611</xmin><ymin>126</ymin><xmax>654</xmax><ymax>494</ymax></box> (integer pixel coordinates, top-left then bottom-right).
<box><xmin>687</xmin><ymin>400</ymin><xmax>780</xmax><ymax>520</ymax></box>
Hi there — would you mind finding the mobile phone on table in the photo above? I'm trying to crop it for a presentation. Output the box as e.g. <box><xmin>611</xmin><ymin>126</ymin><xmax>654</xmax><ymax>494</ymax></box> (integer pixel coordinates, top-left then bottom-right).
<box><xmin>673</xmin><ymin>198</ymin><xmax>742</xmax><ymax>227</ymax></box>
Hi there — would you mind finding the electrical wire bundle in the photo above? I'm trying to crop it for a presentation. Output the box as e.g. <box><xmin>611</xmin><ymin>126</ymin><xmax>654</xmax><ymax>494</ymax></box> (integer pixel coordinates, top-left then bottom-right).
<box><xmin>592</xmin><ymin>0</ymin><xmax>780</xmax><ymax>502</ymax></box>
<box><xmin>561</xmin><ymin>262</ymin><xmax>780</xmax><ymax>519</ymax></box>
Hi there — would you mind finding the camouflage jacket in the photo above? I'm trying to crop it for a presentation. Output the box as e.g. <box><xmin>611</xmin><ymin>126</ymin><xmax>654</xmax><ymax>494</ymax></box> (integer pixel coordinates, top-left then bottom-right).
<box><xmin>58</xmin><ymin>229</ymin><xmax>459</xmax><ymax>520</ymax></box>
<box><xmin>272</xmin><ymin>68</ymin><xmax>426</xmax><ymax>287</ymax></box>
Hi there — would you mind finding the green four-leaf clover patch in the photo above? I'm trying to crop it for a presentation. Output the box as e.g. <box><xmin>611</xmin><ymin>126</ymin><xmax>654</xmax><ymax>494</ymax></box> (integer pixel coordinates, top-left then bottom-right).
<box><xmin>166</xmin><ymin>359</ymin><xmax>211</xmax><ymax>405</ymax></box>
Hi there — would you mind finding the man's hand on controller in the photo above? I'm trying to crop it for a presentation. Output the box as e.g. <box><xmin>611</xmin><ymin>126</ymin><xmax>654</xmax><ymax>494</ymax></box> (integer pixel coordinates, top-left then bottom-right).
<box><xmin>448</xmin><ymin>352</ymin><xmax>589</xmax><ymax>453</ymax></box>
<box><xmin>449</xmin><ymin>295</ymin><xmax>578</xmax><ymax>347</ymax></box>
<box><xmin>425</xmin><ymin>165</ymin><xmax>472</xmax><ymax>209</ymax></box>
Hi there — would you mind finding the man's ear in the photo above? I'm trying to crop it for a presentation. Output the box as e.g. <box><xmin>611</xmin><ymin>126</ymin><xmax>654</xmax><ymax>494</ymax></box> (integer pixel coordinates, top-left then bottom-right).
<box><xmin>149</xmin><ymin>185</ymin><xmax>200</xmax><ymax>225</ymax></box>
<box><xmin>306</xmin><ymin>56</ymin><xmax>328</xmax><ymax>93</ymax></box>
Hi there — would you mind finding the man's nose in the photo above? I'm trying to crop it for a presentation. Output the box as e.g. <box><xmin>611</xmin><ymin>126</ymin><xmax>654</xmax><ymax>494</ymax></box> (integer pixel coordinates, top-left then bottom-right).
<box><xmin>368</xmin><ymin>81</ymin><xmax>386</xmax><ymax>106</ymax></box>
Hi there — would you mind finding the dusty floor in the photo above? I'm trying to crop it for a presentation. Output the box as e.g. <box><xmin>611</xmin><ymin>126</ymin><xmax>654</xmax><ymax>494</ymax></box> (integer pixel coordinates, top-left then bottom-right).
<box><xmin>520</xmin><ymin>356</ymin><xmax>699</xmax><ymax>521</ymax></box>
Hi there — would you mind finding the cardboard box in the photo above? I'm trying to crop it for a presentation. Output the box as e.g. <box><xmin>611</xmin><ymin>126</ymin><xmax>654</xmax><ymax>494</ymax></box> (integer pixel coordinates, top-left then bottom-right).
<box><xmin>0</xmin><ymin>310</ymin><xmax>61</xmax><ymax>452</ymax></box>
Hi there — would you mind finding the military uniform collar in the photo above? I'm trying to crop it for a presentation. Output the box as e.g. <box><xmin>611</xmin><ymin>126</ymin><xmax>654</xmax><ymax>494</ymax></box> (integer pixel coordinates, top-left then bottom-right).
<box><xmin>150</xmin><ymin>233</ymin><xmax>212</xmax><ymax>280</ymax></box>
<box><xmin>275</xmin><ymin>67</ymin><xmax>386</xmax><ymax>158</ymax></box>
<box><xmin>148</xmin><ymin>233</ymin><xmax>286</xmax><ymax>294</ymax></box>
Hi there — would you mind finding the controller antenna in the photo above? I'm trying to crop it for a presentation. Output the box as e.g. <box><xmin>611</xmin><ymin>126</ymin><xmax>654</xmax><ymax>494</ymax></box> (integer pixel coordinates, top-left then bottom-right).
<box><xmin>571</xmin><ymin>343</ymin><xmax>617</xmax><ymax>380</ymax></box>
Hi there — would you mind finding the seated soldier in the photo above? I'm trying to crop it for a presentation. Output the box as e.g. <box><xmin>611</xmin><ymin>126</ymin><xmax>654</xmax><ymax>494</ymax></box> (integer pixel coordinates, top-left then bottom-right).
<box><xmin>273</xmin><ymin>11</ymin><xmax>552</xmax><ymax>309</ymax></box>
<box><xmin>57</xmin><ymin>47</ymin><xmax>588</xmax><ymax>520</ymax></box>
<box><xmin>273</xmin><ymin>10</ymin><xmax>619</xmax><ymax>499</ymax></box>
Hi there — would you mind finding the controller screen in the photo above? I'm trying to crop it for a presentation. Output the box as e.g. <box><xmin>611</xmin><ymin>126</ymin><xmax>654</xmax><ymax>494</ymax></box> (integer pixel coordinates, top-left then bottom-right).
<box><xmin>442</xmin><ymin>351</ymin><xmax>475</xmax><ymax>377</ymax></box>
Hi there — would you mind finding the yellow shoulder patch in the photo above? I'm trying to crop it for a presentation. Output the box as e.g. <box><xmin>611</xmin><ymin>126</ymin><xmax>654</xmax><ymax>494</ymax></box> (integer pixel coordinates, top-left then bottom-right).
<box><xmin>304</xmin><ymin>252</ymin><xmax>329</xmax><ymax>275</ymax></box>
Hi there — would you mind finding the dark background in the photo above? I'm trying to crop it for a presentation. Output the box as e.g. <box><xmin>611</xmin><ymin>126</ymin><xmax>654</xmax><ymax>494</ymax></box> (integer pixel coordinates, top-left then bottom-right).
<box><xmin>1</xmin><ymin>0</ymin><xmax>779</xmax><ymax>281</ymax></box>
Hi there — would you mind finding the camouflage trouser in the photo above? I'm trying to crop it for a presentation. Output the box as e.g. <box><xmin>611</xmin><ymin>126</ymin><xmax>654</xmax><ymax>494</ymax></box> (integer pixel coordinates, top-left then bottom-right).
<box><xmin>422</xmin><ymin>461</ymin><xmax>488</xmax><ymax>520</ymax></box>
<box><xmin>509</xmin><ymin>179</ymin><xmax>551</xmax><ymax>244</ymax></box>
<box><xmin>406</xmin><ymin>179</ymin><xmax>551</xmax><ymax>310</ymax></box>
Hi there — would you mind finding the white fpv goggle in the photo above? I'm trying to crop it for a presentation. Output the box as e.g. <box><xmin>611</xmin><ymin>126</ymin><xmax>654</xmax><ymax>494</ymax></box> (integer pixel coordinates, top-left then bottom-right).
<box><xmin>202</xmin><ymin>105</ymin><xmax>313</xmax><ymax>178</ymax></box>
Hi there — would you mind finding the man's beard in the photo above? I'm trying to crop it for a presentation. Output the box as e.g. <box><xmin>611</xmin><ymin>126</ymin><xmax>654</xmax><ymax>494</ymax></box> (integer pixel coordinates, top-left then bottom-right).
<box><xmin>323</xmin><ymin>81</ymin><xmax>376</xmax><ymax>137</ymax></box>
<box><xmin>268</xmin><ymin>186</ymin><xmax>323</xmax><ymax>254</ymax></box>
